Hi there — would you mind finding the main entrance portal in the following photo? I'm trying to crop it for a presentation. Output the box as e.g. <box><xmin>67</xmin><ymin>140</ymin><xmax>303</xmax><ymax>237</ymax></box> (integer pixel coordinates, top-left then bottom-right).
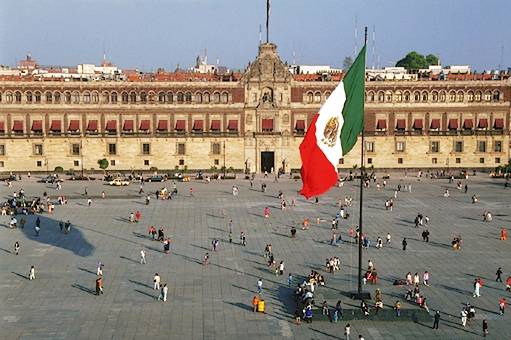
<box><xmin>260</xmin><ymin>152</ymin><xmax>275</xmax><ymax>173</ymax></box>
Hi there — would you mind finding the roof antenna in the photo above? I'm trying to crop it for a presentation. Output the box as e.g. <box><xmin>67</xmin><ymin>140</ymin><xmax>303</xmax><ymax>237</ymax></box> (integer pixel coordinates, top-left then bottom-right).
<box><xmin>372</xmin><ymin>25</ymin><xmax>376</xmax><ymax>69</ymax></box>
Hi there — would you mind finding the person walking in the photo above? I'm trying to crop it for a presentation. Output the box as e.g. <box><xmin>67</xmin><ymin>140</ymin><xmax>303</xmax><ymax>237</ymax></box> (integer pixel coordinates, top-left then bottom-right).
<box><xmin>95</xmin><ymin>277</ymin><xmax>103</xmax><ymax>295</ymax></box>
<box><xmin>482</xmin><ymin>319</ymin><xmax>488</xmax><ymax>337</ymax></box>
<box><xmin>14</xmin><ymin>241</ymin><xmax>20</xmax><ymax>255</ymax></box>
<box><xmin>140</xmin><ymin>249</ymin><xmax>146</xmax><ymax>264</ymax></box>
<box><xmin>257</xmin><ymin>278</ymin><xmax>263</xmax><ymax>294</ymax></box>
<box><xmin>153</xmin><ymin>273</ymin><xmax>161</xmax><ymax>290</ymax></box>
<box><xmin>288</xmin><ymin>273</ymin><xmax>293</xmax><ymax>286</ymax></box>
<box><xmin>423</xmin><ymin>271</ymin><xmax>430</xmax><ymax>286</ymax></box>
<box><xmin>496</xmin><ymin>267</ymin><xmax>503</xmax><ymax>282</ymax></box>
<box><xmin>386</xmin><ymin>232</ymin><xmax>391</xmax><ymax>244</ymax></box>
<box><xmin>402</xmin><ymin>237</ymin><xmax>407</xmax><ymax>251</ymax></box>
<box><xmin>96</xmin><ymin>262</ymin><xmax>103</xmax><ymax>276</ymax></box>
<box><xmin>87</xmin><ymin>198</ymin><xmax>92</xmax><ymax>207</ymax></box>
<box><xmin>28</xmin><ymin>265</ymin><xmax>36</xmax><ymax>280</ymax></box>
<box><xmin>461</xmin><ymin>308</ymin><xmax>468</xmax><ymax>327</ymax></box>
<box><xmin>35</xmin><ymin>217</ymin><xmax>41</xmax><ymax>236</ymax></box>
<box><xmin>433</xmin><ymin>311</ymin><xmax>440</xmax><ymax>329</ymax></box>
<box><xmin>252</xmin><ymin>295</ymin><xmax>260</xmax><ymax>312</ymax></box>
<box><xmin>162</xmin><ymin>283</ymin><xmax>168</xmax><ymax>302</ymax></box>
<box><xmin>473</xmin><ymin>278</ymin><xmax>481</xmax><ymax>297</ymax></box>
<box><xmin>499</xmin><ymin>297</ymin><xmax>507</xmax><ymax>315</ymax></box>
<box><xmin>344</xmin><ymin>324</ymin><xmax>351</xmax><ymax>340</ymax></box>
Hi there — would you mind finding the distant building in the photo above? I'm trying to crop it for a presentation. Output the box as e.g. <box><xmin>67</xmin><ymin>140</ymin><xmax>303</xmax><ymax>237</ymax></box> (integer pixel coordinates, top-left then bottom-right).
<box><xmin>289</xmin><ymin>65</ymin><xmax>343</xmax><ymax>75</ymax></box>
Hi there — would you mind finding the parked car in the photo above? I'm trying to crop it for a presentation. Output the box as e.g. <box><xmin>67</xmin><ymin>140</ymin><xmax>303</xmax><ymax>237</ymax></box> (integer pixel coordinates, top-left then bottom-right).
<box><xmin>0</xmin><ymin>174</ymin><xmax>17</xmax><ymax>182</ymax></box>
<box><xmin>145</xmin><ymin>175</ymin><xmax>166</xmax><ymax>182</ymax></box>
<box><xmin>104</xmin><ymin>173</ymin><xmax>124</xmax><ymax>182</ymax></box>
<box><xmin>108</xmin><ymin>178</ymin><xmax>130</xmax><ymax>186</ymax></box>
<box><xmin>68</xmin><ymin>175</ymin><xmax>96</xmax><ymax>181</ymax></box>
<box><xmin>39</xmin><ymin>175</ymin><xmax>63</xmax><ymax>184</ymax></box>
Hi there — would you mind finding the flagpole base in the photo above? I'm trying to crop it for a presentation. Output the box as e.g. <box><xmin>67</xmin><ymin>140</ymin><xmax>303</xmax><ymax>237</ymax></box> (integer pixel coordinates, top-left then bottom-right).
<box><xmin>350</xmin><ymin>291</ymin><xmax>371</xmax><ymax>300</ymax></box>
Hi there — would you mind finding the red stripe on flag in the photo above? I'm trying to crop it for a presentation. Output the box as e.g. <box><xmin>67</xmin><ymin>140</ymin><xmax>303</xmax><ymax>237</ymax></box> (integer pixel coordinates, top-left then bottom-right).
<box><xmin>299</xmin><ymin>114</ymin><xmax>338</xmax><ymax>199</ymax></box>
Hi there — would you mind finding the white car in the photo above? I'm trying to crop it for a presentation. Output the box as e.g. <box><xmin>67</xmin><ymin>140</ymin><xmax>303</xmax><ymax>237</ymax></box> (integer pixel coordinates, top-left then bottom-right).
<box><xmin>108</xmin><ymin>178</ymin><xmax>130</xmax><ymax>186</ymax></box>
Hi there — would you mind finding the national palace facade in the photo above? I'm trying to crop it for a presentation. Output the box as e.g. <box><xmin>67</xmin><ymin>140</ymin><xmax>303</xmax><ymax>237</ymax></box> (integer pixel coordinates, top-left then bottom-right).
<box><xmin>0</xmin><ymin>43</ymin><xmax>510</xmax><ymax>173</ymax></box>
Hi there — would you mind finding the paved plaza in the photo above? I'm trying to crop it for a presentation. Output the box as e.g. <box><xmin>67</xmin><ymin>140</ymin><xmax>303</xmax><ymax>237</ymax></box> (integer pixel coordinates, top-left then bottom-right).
<box><xmin>0</xmin><ymin>172</ymin><xmax>510</xmax><ymax>339</ymax></box>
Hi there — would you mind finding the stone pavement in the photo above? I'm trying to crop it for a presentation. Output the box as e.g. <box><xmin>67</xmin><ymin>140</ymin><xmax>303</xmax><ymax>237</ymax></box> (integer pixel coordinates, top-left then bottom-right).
<box><xmin>0</xmin><ymin>173</ymin><xmax>510</xmax><ymax>339</ymax></box>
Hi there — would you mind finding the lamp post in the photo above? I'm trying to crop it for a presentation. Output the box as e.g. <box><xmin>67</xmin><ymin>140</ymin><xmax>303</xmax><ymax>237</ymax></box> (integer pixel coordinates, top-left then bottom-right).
<box><xmin>223</xmin><ymin>140</ymin><xmax>226</xmax><ymax>178</ymax></box>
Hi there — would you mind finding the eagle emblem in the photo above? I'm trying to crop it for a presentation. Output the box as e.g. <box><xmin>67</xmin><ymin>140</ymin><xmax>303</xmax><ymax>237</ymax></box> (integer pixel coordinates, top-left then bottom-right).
<box><xmin>321</xmin><ymin>117</ymin><xmax>339</xmax><ymax>147</ymax></box>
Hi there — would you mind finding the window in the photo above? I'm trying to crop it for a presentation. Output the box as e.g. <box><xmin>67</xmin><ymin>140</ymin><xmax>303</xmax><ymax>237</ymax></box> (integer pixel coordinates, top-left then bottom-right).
<box><xmin>0</xmin><ymin>144</ymin><xmax>4</xmax><ymax>156</ymax></box>
<box><xmin>214</xmin><ymin>159</ymin><xmax>219</xmax><ymax>165</ymax></box>
<box><xmin>456</xmin><ymin>91</ymin><xmax>464</xmax><ymax>102</ymax></box>
<box><xmin>144</xmin><ymin>160</ymin><xmax>149</xmax><ymax>166</ymax></box>
<box><xmin>454</xmin><ymin>141</ymin><xmax>463</xmax><ymax>153</ymax></box>
<box><xmin>495</xmin><ymin>157</ymin><xmax>501</xmax><ymax>164</ymax></box>
<box><xmin>493</xmin><ymin>91</ymin><xmax>501</xmax><ymax>102</ymax></box>
<box><xmin>455</xmin><ymin>158</ymin><xmax>461</xmax><ymax>164</ymax></box>
<box><xmin>130</xmin><ymin>92</ymin><xmax>137</xmax><ymax>103</ymax></box>
<box><xmin>177</xmin><ymin>143</ymin><xmax>185</xmax><ymax>155</ymax></box>
<box><xmin>36</xmin><ymin>160</ymin><xmax>42</xmax><ymax>167</ymax></box>
<box><xmin>430</xmin><ymin>141</ymin><xmax>440</xmax><ymax>153</ymax></box>
<box><xmin>0</xmin><ymin>161</ymin><xmax>3</xmax><ymax>167</ymax></box>
<box><xmin>34</xmin><ymin>144</ymin><xmax>43</xmax><ymax>156</ymax></box>
<box><xmin>122</xmin><ymin>92</ymin><xmax>129</xmax><ymax>104</ymax></box>
<box><xmin>110</xmin><ymin>160</ymin><xmax>116</xmax><ymax>166</ymax></box>
<box><xmin>396</xmin><ymin>141</ymin><xmax>405</xmax><ymax>153</ymax></box>
<box><xmin>83</xmin><ymin>92</ymin><xmax>91</xmax><ymax>103</ymax></box>
<box><xmin>91</xmin><ymin>92</ymin><xmax>99</xmax><ymax>103</ymax></box>
<box><xmin>212</xmin><ymin>143</ymin><xmax>221</xmax><ymax>155</ymax></box>
<box><xmin>365</xmin><ymin>141</ymin><xmax>374</xmax><ymax>153</ymax></box>
<box><xmin>185</xmin><ymin>92</ymin><xmax>192</xmax><ymax>103</ymax></box>
<box><xmin>479</xmin><ymin>158</ymin><xmax>485</xmax><ymax>164</ymax></box>
<box><xmin>108</xmin><ymin>143</ymin><xmax>117</xmax><ymax>155</ymax></box>
<box><xmin>35</xmin><ymin>92</ymin><xmax>41</xmax><ymax>103</ymax></box>
<box><xmin>432</xmin><ymin>158</ymin><xmax>437</xmax><ymax>164</ymax></box>
<box><xmin>54</xmin><ymin>92</ymin><xmax>61</xmax><ymax>103</ymax></box>
<box><xmin>179</xmin><ymin>159</ymin><xmax>185</xmax><ymax>166</ymax></box>
<box><xmin>26</xmin><ymin>91</ymin><xmax>33</xmax><ymax>103</ymax></box>
<box><xmin>140</xmin><ymin>92</ymin><xmax>147</xmax><ymax>103</ymax></box>
<box><xmin>142</xmin><ymin>143</ymin><xmax>150</xmax><ymax>155</ymax></box>
<box><xmin>72</xmin><ymin>92</ymin><xmax>80</xmax><ymax>104</ymax></box>
<box><xmin>65</xmin><ymin>92</ymin><xmax>71</xmax><ymax>103</ymax></box>
<box><xmin>177</xmin><ymin>92</ymin><xmax>184</xmax><ymax>103</ymax></box>
<box><xmin>397</xmin><ymin>158</ymin><xmax>403</xmax><ymax>164</ymax></box>
<box><xmin>71</xmin><ymin>143</ymin><xmax>80</xmax><ymax>156</ymax></box>
<box><xmin>15</xmin><ymin>91</ymin><xmax>21</xmax><ymax>103</ymax></box>
<box><xmin>477</xmin><ymin>141</ymin><xmax>486</xmax><ymax>153</ymax></box>
<box><xmin>367</xmin><ymin>158</ymin><xmax>373</xmax><ymax>164</ymax></box>
<box><xmin>74</xmin><ymin>160</ymin><xmax>79</xmax><ymax>167</ymax></box>
<box><xmin>494</xmin><ymin>141</ymin><xmax>502</xmax><ymax>152</ymax></box>
<box><xmin>111</xmin><ymin>92</ymin><xmax>117</xmax><ymax>104</ymax></box>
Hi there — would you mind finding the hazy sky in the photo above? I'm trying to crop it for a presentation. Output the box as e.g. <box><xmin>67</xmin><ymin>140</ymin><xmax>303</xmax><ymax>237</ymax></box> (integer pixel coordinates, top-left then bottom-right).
<box><xmin>1</xmin><ymin>0</ymin><xmax>509</xmax><ymax>71</ymax></box>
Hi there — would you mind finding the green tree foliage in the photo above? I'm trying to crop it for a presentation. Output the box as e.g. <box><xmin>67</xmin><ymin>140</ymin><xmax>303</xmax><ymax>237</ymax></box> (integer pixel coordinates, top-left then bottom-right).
<box><xmin>342</xmin><ymin>56</ymin><xmax>353</xmax><ymax>70</ymax></box>
<box><xmin>97</xmin><ymin>158</ymin><xmax>109</xmax><ymax>170</ymax></box>
<box><xmin>396</xmin><ymin>51</ymin><xmax>439</xmax><ymax>70</ymax></box>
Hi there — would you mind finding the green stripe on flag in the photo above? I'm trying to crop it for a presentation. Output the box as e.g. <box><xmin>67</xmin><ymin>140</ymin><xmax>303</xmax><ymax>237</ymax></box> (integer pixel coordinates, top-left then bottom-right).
<box><xmin>340</xmin><ymin>45</ymin><xmax>366</xmax><ymax>154</ymax></box>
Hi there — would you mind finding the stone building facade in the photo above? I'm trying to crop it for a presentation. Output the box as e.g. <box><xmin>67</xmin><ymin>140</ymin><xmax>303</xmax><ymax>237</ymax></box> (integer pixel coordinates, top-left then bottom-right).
<box><xmin>0</xmin><ymin>43</ymin><xmax>510</xmax><ymax>173</ymax></box>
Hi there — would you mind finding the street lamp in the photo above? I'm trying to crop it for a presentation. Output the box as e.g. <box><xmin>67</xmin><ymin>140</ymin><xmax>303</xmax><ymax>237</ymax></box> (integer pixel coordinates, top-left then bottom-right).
<box><xmin>223</xmin><ymin>140</ymin><xmax>226</xmax><ymax>179</ymax></box>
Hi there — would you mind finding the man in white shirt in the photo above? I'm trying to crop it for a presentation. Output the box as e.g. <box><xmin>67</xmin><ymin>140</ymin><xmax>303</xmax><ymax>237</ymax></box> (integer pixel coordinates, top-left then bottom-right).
<box><xmin>153</xmin><ymin>273</ymin><xmax>161</xmax><ymax>290</ymax></box>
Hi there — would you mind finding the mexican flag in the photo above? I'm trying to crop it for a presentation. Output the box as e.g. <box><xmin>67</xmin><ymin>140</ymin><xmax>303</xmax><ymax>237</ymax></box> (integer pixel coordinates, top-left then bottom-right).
<box><xmin>299</xmin><ymin>46</ymin><xmax>366</xmax><ymax>198</ymax></box>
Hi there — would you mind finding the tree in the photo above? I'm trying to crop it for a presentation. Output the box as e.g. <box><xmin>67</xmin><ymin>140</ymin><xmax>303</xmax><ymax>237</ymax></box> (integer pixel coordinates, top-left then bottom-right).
<box><xmin>343</xmin><ymin>56</ymin><xmax>353</xmax><ymax>70</ymax></box>
<box><xmin>395</xmin><ymin>51</ymin><xmax>438</xmax><ymax>70</ymax></box>
<box><xmin>97</xmin><ymin>158</ymin><xmax>109</xmax><ymax>171</ymax></box>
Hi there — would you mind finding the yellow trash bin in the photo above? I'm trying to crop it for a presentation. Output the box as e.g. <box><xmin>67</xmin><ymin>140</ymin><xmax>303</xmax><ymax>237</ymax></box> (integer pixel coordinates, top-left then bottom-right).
<box><xmin>257</xmin><ymin>299</ymin><xmax>265</xmax><ymax>313</ymax></box>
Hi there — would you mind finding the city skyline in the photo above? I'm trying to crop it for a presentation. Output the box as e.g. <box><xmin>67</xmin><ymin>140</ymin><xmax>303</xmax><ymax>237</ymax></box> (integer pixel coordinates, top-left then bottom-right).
<box><xmin>1</xmin><ymin>0</ymin><xmax>510</xmax><ymax>71</ymax></box>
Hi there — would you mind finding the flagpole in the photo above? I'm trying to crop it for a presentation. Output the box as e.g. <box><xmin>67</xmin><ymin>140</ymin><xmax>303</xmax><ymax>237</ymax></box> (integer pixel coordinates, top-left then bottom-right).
<box><xmin>356</xmin><ymin>26</ymin><xmax>369</xmax><ymax>299</ymax></box>
<box><xmin>266</xmin><ymin>0</ymin><xmax>270</xmax><ymax>43</ymax></box>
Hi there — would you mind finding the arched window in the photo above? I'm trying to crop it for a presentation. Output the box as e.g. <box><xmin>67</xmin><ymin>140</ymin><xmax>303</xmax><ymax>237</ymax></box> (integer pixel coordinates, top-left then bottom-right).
<box><xmin>414</xmin><ymin>91</ymin><xmax>420</xmax><ymax>101</ymax></box>
<box><xmin>456</xmin><ymin>91</ymin><xmax>464</xmax><ymax>102</ymax></box>
<box><xmin>177</xmin><ymin>92</ymin><xmax>184</xmax><ymax>103</ymax></box>
<box><xmin>158</xmin><ymin>92</ymin><xmax>165</xmax><ymax>103</ymax></box>
<box><xmin>493</xmin><ymin>90</ymin><xmax>501</xmax><ymax>102</ymax></box>
<box><xmin>45</xmin><ymin>91</ymin><xmax>52</xmax><ymax>103</ymax></box>
<box><xmin>6</xmin><ymin>92</ymin><xmax>13</xmax><ymax>103</ymax></box>
<box><xmin>378</xmin><ymin>91</ymin><xmax>385</xmax><ymax>102</ymax></box>
<box><xmin>26</xmin><ymin>91</ymin><xmax>33</xmax><ymax>103</ymax></box>
<box><xmin>102</xmin><ymin>91</ymin><xmax>109</xmax><ymax>103</ymax></box>
<box><xmin>475</xmin><ymin>91</ymin><xmax>482</xmax><ymax>102</ymax></box>
<box><xmin>83</xmin><ymin>91</ymin><xmax>91</xmax><ymax>103</ymax></box>
<box><xmin>185</xmin><ymin>92</ymin><xmax>192</xmax><ymax>103</ymax></box>
<box><xmin>325</xmin><ymin>91</ymin><xmax>331</xmax><ymax>100</ymax></box>
<box><xmin>421</xmin><ymin>91</ymin><xmax>428</xmax><ymax>102</ymax></box>
<box><xmin>394</xmin><ymin>91</ymin><xmax>402</xmax><ymax>102</ymax></box>
<box><xmin>122</xmin><ymin>92</ymin><xmax>129</xmax><ymax>104</ymax></box>
<box><xmin>385</xmin><ymin>91</ymin><xmax>392</xmax><ymax>102</ymax></box>
<box><xmin>54</xmin><ymin>92</ymin><xmax>61</xmax><ymax>103</ymax></box>
<box><xmin>15</xmin><ymin>91</ymin><xmax>22</xmax><ymax>103</ymax></box>
<box><xmin>431</xmin><ymin>91</ymin><xmax>438</xmax><ymax>102</ymax></box>
<box><xmin>195</xmin><ymin>92</ymin><xmax>202</xmax><ymax>103</ymax></box>
<box><xmin>148</xmin><ymin>91</ymin><xmax>155</xmax><ymax>103</ymax></box>
<box><xmin>65</xmin><ymin>91</ymin><xmax>72</xmax><ymax>104</ymax></box>
<box><xmin>314</xmin><ymin>92</ymin><xmax>322</xmax><ymax>103</ymax></box>
<box><xmin>130</xmin><ymin>92</ymin><xmax>137</xmax><ymax>103</ymax></box>
<box><xmin>439</xmin><ymin>91</ymin><xmax>446</xmax><ymax>102</ymax></box>
<box><xmin>467</xmin><ymin>91</ymin><xmax>474</xmax><ymax>102</ymax></box>
<box><xmin>306</xmin><ymin>91</ymin><xmax>314</xmax><ymax>103</ymax></box>
<box><xmin>221</xmin><ymin>92</ymin><xmax>228</xmax><ymax>103</ymax></box>
<box><xmin>213</xmin><ymin>92</ymin><xmax>221</xmax><ymax>103</ymax></box>
<box><xmin>72</xmin><ymin>91</ymin><xmax>80</xmax><ymax>104</ymax></box>
<box><xmin>166</xmin><ymin>92</ymin><xmax>173</xmax><ymax>103</ymax></box>
<box><xmin>484</xmin><ymin>91</ymin><xmax>492</xmax><ymax>102</ymax></box>
<box><xmin>91</xmin><ymin>91</ymin><xmax>99</xmax><ymax>103</ymax></box>
<box><xmin>140</xmin><ymin>92</ymin><xmax>147</xmax><ymax>103</ymax></box>
<box><xmin>0</xmin><ymin>92</ymin><xmax>2</xmax><ymax>103</ymax></box>
<box><xmin>449</xmin><ymin>91</ymin><xmax>456</xmax><ymax>102</ymax></box>
<box><xmin>203</xmin><ymin>92</ymin><xmax>210</xmax><ymax>103</ymax></box>
<box><xmin>403</xmin><ymin>91</ymin><xmax>410</xmax><ymax>102</ymax></box>
<box><xmin>34</xmin><ymin>91</ymin><xmax>41</xmax><ymax>103</ymax></box>
<box><xmin>110</xmin><ymin>92</ymin><xmax>118</xmax><ymax>104</ymax></box>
